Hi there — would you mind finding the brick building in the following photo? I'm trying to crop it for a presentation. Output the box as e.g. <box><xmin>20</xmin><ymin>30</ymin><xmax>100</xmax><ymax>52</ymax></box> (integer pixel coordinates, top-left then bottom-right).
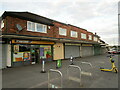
<box><xmin>0</xmin><ymin>11</ymin><xmax>102</xmax><ymax>68</ymax></box>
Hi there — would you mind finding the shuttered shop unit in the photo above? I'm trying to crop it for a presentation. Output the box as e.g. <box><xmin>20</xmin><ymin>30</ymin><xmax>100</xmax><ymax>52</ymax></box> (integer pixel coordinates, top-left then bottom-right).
<box><xmin>65</xmin><ymin>46</ymin><xmax>80</xmax><ymax>58</ymax></box>
<box><xmin>94</xmin><ymin>46</ymin><xmax>101</xmax><ymax>55</ymax></box>
<box><xmin>81</xmin><ymin>46</ymin><xmax>94</xmax><ymax>57</ymax></box>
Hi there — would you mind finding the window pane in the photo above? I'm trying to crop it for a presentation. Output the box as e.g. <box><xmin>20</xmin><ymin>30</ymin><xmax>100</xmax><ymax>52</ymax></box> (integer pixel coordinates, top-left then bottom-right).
<box><xmin>27</xmin><ymin>21</ymin><xmax>35</xmax><ymax>31</ymax></box>
<box><xmin>59</xmin><ymin>28</ymin><xmax>67</xmax><ymax>36</ymax></box>
<box><xmin>27</xmin><ymin>21</ymin><xmax>31</xmax><ymax>30</ymax></box>
<box><xmin>89</xmin><ymin>35</ymin><xmax>92</xmax><ymax>40</ymax></box>
<box><xmin>31</xmin><ymin>23</ymin><xmax>35</xmax><ymax>31</ymax></box>
<box><xmin>36</xmin><ymin>24</ymin><xmax>47</xmax><ymax>33</ymax></box>
<box><xmin>81</xmin><ymin>33</ymin><xmax>86</xmax><ymax>39</ymax></box>
<box><xmin>0</xmin><ymin>20</ymin><xmax>4</xmax><ymax>29</ymax></box>
<box><xmin>94</xmin><ymin>37</ymin><xmax>98</xmax><ymax>41</ymax></box>
<box><xmin>37</xmin><ymin>24</ymin><xmax>43</xmax><ymax>32</ymax></box>
<box><xmin>71</xmin><ymin>31</ymin><xmax>77</xmax><ymax>38</ymax></box>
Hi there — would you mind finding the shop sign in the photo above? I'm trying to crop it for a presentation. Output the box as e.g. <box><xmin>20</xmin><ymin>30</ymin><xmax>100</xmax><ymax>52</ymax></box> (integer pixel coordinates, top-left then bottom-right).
<box><xmin>82</xmin><ymin>44</ymin><xmax>93</xmax><ymax>46</ymax></box>
<box><xmin>12</xmin><ymin>39</ymin><xmax>54</xmax><ymax>44</ymax></box>
<box><xmin>16</xmin><ymin>40</ymin><xmax>31</xmax><ymax>43</ymax></box>
<box><xmin>65</xmin><ymin>43</ymin><xmax>81</xmax><ymax>46</ymax></box>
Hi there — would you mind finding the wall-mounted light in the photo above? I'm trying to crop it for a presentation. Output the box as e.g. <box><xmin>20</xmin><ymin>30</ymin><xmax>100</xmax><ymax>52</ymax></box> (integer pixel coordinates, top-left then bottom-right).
<box><xmin>48</xmin><ymin>26</ymin><xmax>51</xmax><ymax>29</ymax></box>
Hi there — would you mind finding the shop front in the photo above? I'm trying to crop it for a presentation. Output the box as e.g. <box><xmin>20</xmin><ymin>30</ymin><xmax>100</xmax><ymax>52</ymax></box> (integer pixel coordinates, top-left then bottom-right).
<box><xmin>81</xmin><ymin>44</ymin><xmax>94</xmax><ymax>57</ymax></box>
<box><xmin>11</xmin><ymin>39</ymin><xmax>54</xmax><ymax>67</ymax></box>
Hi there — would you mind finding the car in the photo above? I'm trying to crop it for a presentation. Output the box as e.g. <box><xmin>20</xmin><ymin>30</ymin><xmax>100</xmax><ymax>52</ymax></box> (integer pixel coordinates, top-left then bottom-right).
<box><xmin>108</xmin><ymin>50</ymin><xmax>120</xmax><ymax>54</ymax></box>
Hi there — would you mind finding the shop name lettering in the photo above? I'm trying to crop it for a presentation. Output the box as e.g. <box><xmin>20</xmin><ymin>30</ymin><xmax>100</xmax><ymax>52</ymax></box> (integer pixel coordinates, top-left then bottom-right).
<box><xmin>16</xmin><ymin>40</ymin><xmax>32</xmax><ymax>43</ymax></box>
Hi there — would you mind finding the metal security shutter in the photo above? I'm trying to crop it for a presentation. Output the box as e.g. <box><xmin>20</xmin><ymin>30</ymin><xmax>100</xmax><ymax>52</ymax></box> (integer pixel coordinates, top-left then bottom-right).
<box><xmin>65</xmin><ymin>46</ymin><xmax>80</xmax><ymax>58</ymax></box>
<box><xmin>81</xmin><ymin>46</ymin><xmax>93</xmax><ymax>57</ymax></box>
<box><xmin>94</xmin><ymin>45</ymin><xmax>101</xmax><ymax>55</ymax></box>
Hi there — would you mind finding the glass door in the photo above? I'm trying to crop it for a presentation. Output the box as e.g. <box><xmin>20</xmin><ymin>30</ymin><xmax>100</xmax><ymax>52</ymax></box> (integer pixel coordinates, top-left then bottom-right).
<box><xmin>40</xmin><ymin>45</ymin><xmax>52</xmax><ymax>61</ymax></box>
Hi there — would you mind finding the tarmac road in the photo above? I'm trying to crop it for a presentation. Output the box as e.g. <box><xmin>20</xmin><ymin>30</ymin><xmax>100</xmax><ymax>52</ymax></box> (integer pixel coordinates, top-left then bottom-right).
<box><xmin>2</xmin><ymin>54</ymin><xmax>118</xmax><ymax>89</ymax></box>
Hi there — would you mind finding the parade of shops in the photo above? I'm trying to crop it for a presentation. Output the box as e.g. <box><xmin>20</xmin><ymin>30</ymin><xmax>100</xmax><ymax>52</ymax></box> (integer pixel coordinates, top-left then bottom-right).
<box><xmin>1</xmin><ymin>11</ymin><xmax>107</xmax><ymax>68</ymax></box>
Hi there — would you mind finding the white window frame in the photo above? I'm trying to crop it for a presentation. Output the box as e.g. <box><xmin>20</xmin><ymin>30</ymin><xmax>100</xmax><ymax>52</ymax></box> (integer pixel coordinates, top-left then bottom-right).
<box><xmin>59</xmin><ymin>27</ymin><xmax>67</xmax><ymax>36</ymax></box>
<box><xmin>27</xmin><ymin>21</ymin><xmax>47</xmax><ymax>33</ymax></box>
<box><xmin>94</xmin><ymin>36</ymin><xmax>98</xmax><ymax>41</ymax></box>
<box><xmin>71</xmin><ymin>31</ymin><xmax>78</xmax><ymax>38</ymax></box>
<box><xmin>0</xmin><ymin>20</ymin><xmax>4</xmax><ymax>30</ymax></box>
<box><xmin>88</xmin><ymin>35</ymin><xmax>92</xmax><ymax>40</ymax></box>
<box><xmin>36</xmin><ymin>23</ymin><xmax>47</xmax><ymax>33</ymax></box>
<box><xmin>81</xmin><ymin>33</ymin><xmax>86</xmax><ymax>39</ymax></box>
<box><xmin>27</xmin><ymin>21</ymin><xmax>35</xmax><ymax>31</ymax></box>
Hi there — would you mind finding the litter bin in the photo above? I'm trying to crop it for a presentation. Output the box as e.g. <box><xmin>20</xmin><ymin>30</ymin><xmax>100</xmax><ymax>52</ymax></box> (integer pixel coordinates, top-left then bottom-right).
<box><xmin>56</xmin><ymin>59</ymin><xmax>62</xmax><ymax>69</ymax></box>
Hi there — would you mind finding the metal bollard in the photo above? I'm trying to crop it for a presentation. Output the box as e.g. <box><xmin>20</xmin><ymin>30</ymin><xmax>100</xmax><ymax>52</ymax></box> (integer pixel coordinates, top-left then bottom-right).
<box><xmin>48</xmin><ymin>69</ymin><xmax>63</xmax><ymax>89</ymax></box>
<box><xmin>70</xmin><ymin>56</ymin><xmax>74</xmax><ymax>65</ymax></box>
<box><xmin>41</xmin><ymin>59</ymin><xmax>46</xmax><ymax>73</ymax></box>
<box><xmin>67</xmin><ymin>65</ymin><xmax>82</xmax><ymax>86</ymax></box>
<box><xmin>81</xmin><ymin>62</ymin><xmax>93</xmax><ymax>77</ymax></box>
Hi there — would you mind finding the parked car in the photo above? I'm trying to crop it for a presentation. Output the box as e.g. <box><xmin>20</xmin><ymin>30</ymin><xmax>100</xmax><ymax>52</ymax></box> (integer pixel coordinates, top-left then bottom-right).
<box><xmin>108</xmin><ymin>50</ymin><xmax>120</xmax><ymax>54</ymax></box>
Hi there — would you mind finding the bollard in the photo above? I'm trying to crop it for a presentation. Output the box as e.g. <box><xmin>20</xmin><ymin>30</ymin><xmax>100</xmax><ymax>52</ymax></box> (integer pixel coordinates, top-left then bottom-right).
<box><xmin>48</xmin><ymin>69</ymin><xmax>63</xmax><ymax>88</ymax></box>
<box><xmin>70</xmin><ymin>56</ymin><xmax>74</xmax><ymax>65</ymax></box>
<box><xmin>41</xmin><ymin>59</ymin><xmax>46</xmax><ymax>73</ymax></box>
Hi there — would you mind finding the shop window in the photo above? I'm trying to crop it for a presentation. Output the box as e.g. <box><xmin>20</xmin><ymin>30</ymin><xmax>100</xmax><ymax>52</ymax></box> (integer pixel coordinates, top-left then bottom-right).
<box><xmin>13</xmin><ymin>45</ymin><xmax>31</xmax><ymax>62</ymax></box>
<box><xmin>40</xmin><ymin>45</ymin><xmax>52</xmax><ymax>59</ymax></box>
<box><xmin>59</xmin><ymin>27</ymin><xmax>67</xmax><ymax>36</ymax></box>
<box><xmin>71</xmin><ymin>31</ymin><xmax>78</xmax><ymax>38</ymax></box>
<box><xmin>81</xmin><ymin>33</ymin><xmax>86</xmax><ymax>39</ymax></box>
<box><xmin>19</xmin><ymin>45</ymin><xmax>30</xmax><ymax>52</ymax></box>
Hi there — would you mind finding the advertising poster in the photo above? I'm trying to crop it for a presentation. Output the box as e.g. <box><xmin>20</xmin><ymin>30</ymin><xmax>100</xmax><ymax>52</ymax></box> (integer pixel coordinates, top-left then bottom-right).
<box><xmin>13</xmin><ymin>52</ymin><xmax>23</xmax><ymax>62</ymax></box>
<box><xmin>13</xmin><ymin>52</ymin><xmax>31</xmax><ymax>62</ymax></box>
<box><xmin>23</xmin><ymin>52</ymin><xmax>31</xmax><ymax>61</ymax></box>
<box><xmin>14</xmin><ymin>45</ymin><xmax>19</xmax><ymax>52</ymax></box>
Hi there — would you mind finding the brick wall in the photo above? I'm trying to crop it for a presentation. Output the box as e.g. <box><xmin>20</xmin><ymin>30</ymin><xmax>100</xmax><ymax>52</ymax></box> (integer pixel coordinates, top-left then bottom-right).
<box><xmin>53</xmin><ymin>22</ymin><xmax>94</xmax><ymax>42</ymax></box>
<box><xmin>53</xmin><ymin>22</ymin><xmax>69</xmax><ymax>39</ymax></box>
<box><xmin>3</xmin><ymin>16</ymin><xmax>54</xmax><ymax>37</ymax></box>
<box><xmin>2</xmin><ymin>16</ymin><xmax>97</xmax><ymax>43</ymax></box>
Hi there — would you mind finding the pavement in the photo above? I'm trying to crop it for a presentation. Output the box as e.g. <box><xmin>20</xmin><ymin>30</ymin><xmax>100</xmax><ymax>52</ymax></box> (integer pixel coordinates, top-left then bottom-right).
<box><xmin>2</xmin><ymin>54</ymin><xmax>119</xmax><ymax>89</ymax></box>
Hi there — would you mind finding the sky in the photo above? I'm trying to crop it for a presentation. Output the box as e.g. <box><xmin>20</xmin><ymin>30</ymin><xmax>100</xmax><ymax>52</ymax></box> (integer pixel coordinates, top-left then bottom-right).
<box><xmin>0</xmin><ymin>0</ymin><xmax>119</xmax><ymax>46</ymax></box>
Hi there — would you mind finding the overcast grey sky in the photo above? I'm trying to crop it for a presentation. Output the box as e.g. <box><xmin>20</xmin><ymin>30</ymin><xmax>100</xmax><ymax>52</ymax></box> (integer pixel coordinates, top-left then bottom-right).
<box><xmin>0</xmin><ymin>0</ymin><xmax>119</xmax><ymax>45</ymax></box>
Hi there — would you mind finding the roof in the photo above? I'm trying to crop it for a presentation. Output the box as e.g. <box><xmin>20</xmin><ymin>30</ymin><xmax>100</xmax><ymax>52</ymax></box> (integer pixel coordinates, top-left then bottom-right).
<box><xmin>1</xmin><ymin>11</ymin><xmax>88</xmax><ymax>31</ymax></box>
<box><xmin>68</xmin><ymin>24</ymin><xmax>87</xmax><ymax>31</ymax></box>
<box><xmin>1</xmin><ymin>11</ymin><xmax>54</xmax><ymax>26</ymax></box>
<box><xmin>1</xmin><ymin>11</ymin><xmax>100</xmax><ymax>38</ymax></box>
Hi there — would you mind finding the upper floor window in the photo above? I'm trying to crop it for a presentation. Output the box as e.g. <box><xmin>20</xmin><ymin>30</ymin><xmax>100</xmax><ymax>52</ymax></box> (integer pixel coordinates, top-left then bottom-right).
<box><xmin>59</xmin><ymin>27</ymin><xmax>67</xmax><ymax>36</ymax></box>
<box><xmin>36</xmin><ymin>23</ymin><xmax>47</xmax><ymax>33</ymax></box>
<box><xmin>94</xmin><ymin>36</ymin><xmax>98</xmax><ymax>41</ymax></box>
<box><xmin>88</xmin><ymin>35</ymin><xmax>92</xmax><ymax>40</ymax></box>
<box><xmin>81</xmin><ymin>33</ymin><xmax>86</xmax><ymax>39</ymax></box>
<box><xmin>27</xmin><ymin>21</ymin><xmax>47</xmax><ymax>33</ymax></box>
<box><xmin>0</xmin><ymin>20</ymin><xmax>4</xmax><ymax>30</ymax></box>
<box><xmin>71</xmin><ymin>31</ymin><xmax>78</xmax><ymax>38</ymax></box>
<box><xmin>27</xmin><ymin>21</ymin><xmax>35</xmax><ymax>31</ymax></box>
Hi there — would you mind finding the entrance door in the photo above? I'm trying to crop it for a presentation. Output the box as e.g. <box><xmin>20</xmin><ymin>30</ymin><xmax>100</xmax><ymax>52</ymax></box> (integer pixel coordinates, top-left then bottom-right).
<box><xmin>40</xmin><ymin>45</ymin><xmax>52</xmax><ymax>61</ymax></box>
<box><xmin>31</xmin><ymin>48</ymin><xmax>40</xmax><ymax>64</ymax></box>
